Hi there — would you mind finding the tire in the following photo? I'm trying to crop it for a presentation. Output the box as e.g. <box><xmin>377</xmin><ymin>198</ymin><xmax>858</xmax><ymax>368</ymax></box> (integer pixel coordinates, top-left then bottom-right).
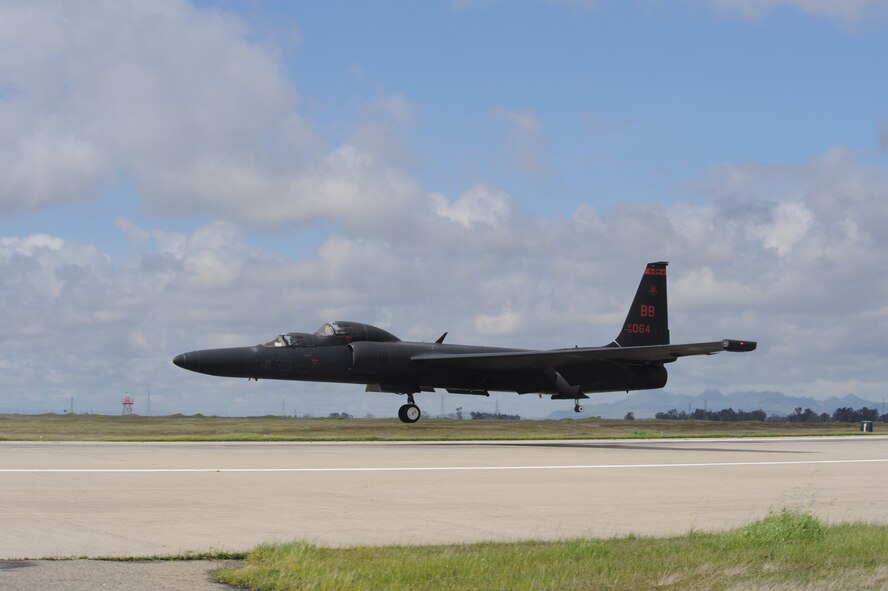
<box><xmin>402</xmin><ymin>404</ymin><xmax>421</xmax><ymax>423</ymax></box>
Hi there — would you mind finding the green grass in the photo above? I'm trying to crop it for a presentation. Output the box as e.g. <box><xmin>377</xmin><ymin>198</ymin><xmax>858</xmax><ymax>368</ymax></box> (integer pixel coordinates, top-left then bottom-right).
<box><xmin>215</xmin><ymin>512</ymin><xmax>888</xmax><ymax>591</ymax></box>
<box><xmin>0</xmin><ymin>413</ymin><xmax>872</xmax><ymax>442</ymax></box>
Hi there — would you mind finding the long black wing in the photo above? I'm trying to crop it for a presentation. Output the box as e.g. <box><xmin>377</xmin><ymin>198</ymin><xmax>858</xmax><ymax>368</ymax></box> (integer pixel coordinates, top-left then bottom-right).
<box><xmin>411</xmin><ymin>339</ymin><xmax>756</xmax><ymax>372</ymax></box>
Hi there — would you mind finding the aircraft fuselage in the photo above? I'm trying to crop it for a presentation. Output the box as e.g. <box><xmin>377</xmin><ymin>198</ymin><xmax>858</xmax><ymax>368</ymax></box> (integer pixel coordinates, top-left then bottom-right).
<box><xmin>172</xmin><ymin>338</ymin><xmax>668</xmax><ymax>396</ymax></box>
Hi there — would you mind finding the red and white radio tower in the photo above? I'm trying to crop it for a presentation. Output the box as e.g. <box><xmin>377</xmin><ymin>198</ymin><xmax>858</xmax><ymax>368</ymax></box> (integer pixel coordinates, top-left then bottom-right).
<box><xmin>121</xmin><ymin>395</ymin><xmax>134</xmax><ymax>415</ymax></box>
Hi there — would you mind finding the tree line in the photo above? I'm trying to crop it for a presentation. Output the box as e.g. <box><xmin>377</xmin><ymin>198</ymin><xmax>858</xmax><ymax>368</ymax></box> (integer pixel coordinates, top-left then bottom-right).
<box><xmin>470</xmin><ymin>411</ymin><xmax>521</xmax><ymax>421</ymax></box>
<box><xmin>654</xmin><ymin>406</ymin><xmax>888</xmax><ymax>423</ymax></box>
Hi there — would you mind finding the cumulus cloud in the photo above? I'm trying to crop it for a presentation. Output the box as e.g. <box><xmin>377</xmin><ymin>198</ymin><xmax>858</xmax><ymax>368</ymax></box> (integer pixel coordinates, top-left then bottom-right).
<box><xmin>474</xmin><ymin>304</ymin><xmax>522</xmax><ymax>337</ymax></box>
<box><xmin>430</xmin><ymin>184</ymin><xmax>512</xmax><ymax>228</ymax></box>
<box><xmin>710</xmin><ymin>0</ymin><xmax>888</xmax><ymax>24</ymax></box>
<box><xmin>0</xmin><ymin>0</ymin><xmax>417</xmax><ymax>232</ymax></box>
<box><xmin>4</xmin><ymin>138</ymin><xmax>888</xmax><ymax>415</ymax></box>
<box><xmin>750</xmin><ymin>201</ymin><xmax>814</xmax><ymax>256</ymax></box>
<box><xmin>0</xmin><ymin>132</ymin><xmax>108</xmax><ymax>211</ymax></box>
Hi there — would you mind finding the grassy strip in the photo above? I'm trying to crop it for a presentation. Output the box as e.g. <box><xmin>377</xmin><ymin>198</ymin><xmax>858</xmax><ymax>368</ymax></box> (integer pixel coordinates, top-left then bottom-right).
<box><xmin>0</xmin><ymin>414</ymin><xmax>870</xmax><ymax>442</ymax></box>
<box><xmin>216</xmin><ymin>512</ymin><xmax>888</xmax><ymax>591</ymax></box>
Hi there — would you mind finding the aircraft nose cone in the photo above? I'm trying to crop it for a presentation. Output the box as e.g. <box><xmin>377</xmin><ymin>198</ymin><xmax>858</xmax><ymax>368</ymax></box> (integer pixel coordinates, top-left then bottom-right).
<box><xmin>172</xmin><ymin>347</ymin><xmax>256</xmax><ymax>378</ymax></box>
<box><xmin>172</xmin><ymin>352</ymin><xmax>199</xmax><ymax>371</ymax></box>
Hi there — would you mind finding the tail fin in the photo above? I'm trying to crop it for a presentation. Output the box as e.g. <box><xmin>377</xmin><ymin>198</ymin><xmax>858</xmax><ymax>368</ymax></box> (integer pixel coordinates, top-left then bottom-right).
<box><xmin>611</xmin><ymin>261</ymin><xmax>669</xmax><ymax>347</ymax></box>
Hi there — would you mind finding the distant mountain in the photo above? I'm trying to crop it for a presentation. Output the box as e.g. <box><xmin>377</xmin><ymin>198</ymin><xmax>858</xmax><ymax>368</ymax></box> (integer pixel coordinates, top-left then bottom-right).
<box><xmin>546</xmin><ymin>390</ymin><xmax>885</xmax><ymax>420</ymax></box>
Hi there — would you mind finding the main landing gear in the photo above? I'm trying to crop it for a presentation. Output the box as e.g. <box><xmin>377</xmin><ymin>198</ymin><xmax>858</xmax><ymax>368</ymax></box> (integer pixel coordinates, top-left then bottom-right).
<box><xmin>397</xmin><ymin>393</ymin><xmax>422</xmax><ymax>424</ymax></box>
<box><xmin>574</xmin><ymin>402</ymin><xmax>585</xmax><ymax>414</ymax></box>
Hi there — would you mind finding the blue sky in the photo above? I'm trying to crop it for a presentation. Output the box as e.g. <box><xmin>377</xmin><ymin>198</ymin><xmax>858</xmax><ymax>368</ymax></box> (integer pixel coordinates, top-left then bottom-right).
<box><xmin>2</xmin><ymin>0</ymin><xmax>888</xmax><ymax>417</ymax></box>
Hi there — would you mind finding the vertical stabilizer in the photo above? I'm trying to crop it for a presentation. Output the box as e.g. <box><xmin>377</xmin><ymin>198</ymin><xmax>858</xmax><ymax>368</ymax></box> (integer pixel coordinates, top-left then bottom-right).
<box><xmin>611</xmin><ymin>261</ymin><xmax>669</xmax><ymax>347</ymax></box>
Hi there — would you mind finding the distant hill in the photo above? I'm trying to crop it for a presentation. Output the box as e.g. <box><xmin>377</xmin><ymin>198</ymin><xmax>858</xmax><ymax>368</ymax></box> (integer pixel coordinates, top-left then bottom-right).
<box><xmin>546</xmin><ymin>389</ymin><xmax>885</xmax><ymax>420</ymax></box>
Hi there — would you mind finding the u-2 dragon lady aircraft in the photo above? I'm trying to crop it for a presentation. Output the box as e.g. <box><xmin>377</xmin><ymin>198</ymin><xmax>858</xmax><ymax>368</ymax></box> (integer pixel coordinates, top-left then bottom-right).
<box><xmin>173</xmin><ymin>262</ymin><xmax>756</xmax><ymax>423</ymax></box>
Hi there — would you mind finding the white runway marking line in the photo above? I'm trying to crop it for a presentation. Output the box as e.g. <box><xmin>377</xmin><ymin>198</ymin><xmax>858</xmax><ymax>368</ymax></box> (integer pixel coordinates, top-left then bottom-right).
<box><xmin>2</xmin><ymin>458</ymin><xmax>888</xmax><ymax>473</ymax></box>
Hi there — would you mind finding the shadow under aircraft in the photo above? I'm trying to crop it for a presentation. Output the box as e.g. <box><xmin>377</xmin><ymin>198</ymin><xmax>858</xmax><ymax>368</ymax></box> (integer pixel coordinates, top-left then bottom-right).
<box><xmin>173</xmin><ymin>262</ymin><xmax>756</xmax><ymax>423</ymax></box>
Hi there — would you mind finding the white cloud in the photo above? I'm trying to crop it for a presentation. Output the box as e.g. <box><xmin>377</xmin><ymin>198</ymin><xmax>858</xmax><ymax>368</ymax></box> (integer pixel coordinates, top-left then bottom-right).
<box><xmin>0</xmin><ymin>132</ymin><xmax>108</xmax><ymax>211</ymax></box>
<box><xmin>474</xmin><ymin>304</ymin><xmax>522</xmax><ymax>337</ymax></box>
<box><xmin>430</xmin><ymin>184</ymin><xmax>512</xmax><ymax>228</ymax></box>
<box><xmin>0</xmin><ymin>0</ymin><xmax>420</xmax><ymax>232</ymax></box>
<box><xmin>710</xmin><ymin>0</ymin><xmax>888</xmax><ymax>24</ymax></box>
<box><xmin>751</xmin><ymin>201</ymin><xmax>814</xmax><ymax>256</ymax></box>
<box><xmin>4</xmin><ymin>139</ymin><xmax>888</xmax><ymax>415</ymax></box>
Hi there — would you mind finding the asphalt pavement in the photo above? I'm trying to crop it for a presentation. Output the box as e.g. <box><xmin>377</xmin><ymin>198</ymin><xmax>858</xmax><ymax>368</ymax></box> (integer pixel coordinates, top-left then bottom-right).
<box><xmin>2</xmin><ymin>436</ymin><xmax>887</xmax><ymax>589</ymax></box>
<box><xmin>0</xmin><ymin>559</ymin><xmax>242</xmax><ymax>591</ymax></box>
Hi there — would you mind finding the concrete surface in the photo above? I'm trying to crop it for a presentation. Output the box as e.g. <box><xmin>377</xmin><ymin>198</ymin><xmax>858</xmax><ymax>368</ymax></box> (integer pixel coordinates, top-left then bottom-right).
<box><xmin>1</xmin><ymin>437</ymin><xmax>887</xmax><ymax>559</ymax></box>
<box><xmin>0</xmin><ymin>560</ymin><xmax>242</xmax><ymax>591</ymax></box>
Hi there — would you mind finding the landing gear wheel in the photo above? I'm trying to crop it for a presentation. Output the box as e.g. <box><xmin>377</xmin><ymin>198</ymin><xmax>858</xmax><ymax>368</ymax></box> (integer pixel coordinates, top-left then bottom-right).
<box><xmin>398</xmin><ymin>403</ymin><xmax>421</xmax><ymax>424</ymax></box>
<box><xmin>574</xmin><ymin>403</ymin><xmax>584</xmax><ymax>414</ymax></box>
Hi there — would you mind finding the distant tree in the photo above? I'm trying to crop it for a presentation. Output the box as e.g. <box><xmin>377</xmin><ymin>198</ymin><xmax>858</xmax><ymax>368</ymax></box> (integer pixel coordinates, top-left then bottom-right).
<box><xmin>655</xmin><ymin>408</ymin><xmax>688</xmax><ymax>420</ymax></box>
<box><xmin>859</xmin><ymin>407</ymin><xmax>879</xmax><ymax>421</ymax></box>
<box><xmin>790</xmin><ymin>408</ymin><xmax>820</xmax><ymax>423</ymax></box>
<box><xmin>737</xmin><ymin>409</ymin><xmax>766</xmax><ymax>422</ymax></box>
<box><xmin>718</xmin><ymin>408</ymin><xmax>738</xmax><ymax>422</ymax></box>
<box><xmin>831</xmin><ymin>407</ymin><xmax>879</xmax><ymax>423</ymax></box>
<box><xmin>657</xmin><ymin>407</ymin><xmax>765</xmax><ymax>422</ymax></box>
<box><xmin>470</xmin><ymin>411</ymin><xmax>520</xmax><ymax>421</ymax></box>
<box><xmin>624</xmin><ymin>412</ymin><xmax>635</xmax><ymax>421</ymax></box>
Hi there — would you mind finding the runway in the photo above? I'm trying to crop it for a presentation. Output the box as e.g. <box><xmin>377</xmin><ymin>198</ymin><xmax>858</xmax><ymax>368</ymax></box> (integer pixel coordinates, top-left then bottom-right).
<box><xmin>1</xmin><ymin>436</ymin><xmax>887</xmax><ymax>559</ymax></box>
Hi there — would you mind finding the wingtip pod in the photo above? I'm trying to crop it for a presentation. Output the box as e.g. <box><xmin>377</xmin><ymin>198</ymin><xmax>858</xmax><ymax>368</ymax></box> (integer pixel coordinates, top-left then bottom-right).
<box><xmin>721</xmin><ymin>339</ymin><xmax>757</xmax><ymax>352</ymax></box>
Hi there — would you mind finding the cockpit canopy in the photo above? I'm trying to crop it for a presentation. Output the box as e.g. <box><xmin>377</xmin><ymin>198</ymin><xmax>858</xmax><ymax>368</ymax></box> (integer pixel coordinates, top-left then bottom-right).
<box><xmin>263</xmin><ymin>321</ymin><xmax>399</xmax><ymax>348</ymax></box>
<box><xmin>315</xmin><ymin>321</ymin><xmax>400</xmax><ymax>342</ymax></box>
<box><xmin>264</xmin><ymin>334</ymin><xmax>306</xmax><ymax>348</ymax></box>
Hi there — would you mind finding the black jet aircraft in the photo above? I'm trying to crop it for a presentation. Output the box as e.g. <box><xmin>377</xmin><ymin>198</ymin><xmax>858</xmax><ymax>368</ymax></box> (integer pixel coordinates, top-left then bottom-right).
<box><xmin>173</xmin><ymin>262</ymin><xmax>755</xmax><ymax>423</ymax></box>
